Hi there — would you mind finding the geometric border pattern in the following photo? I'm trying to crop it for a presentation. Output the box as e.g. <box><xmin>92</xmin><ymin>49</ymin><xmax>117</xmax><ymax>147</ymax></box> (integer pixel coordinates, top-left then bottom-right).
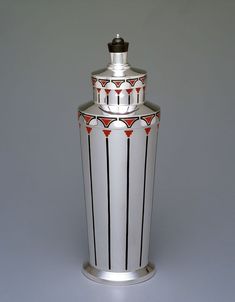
<box><xmin>92</xmin><ymin>75</ymin><xmax>146</xmax><ymax>88</ymax></box>
<box><xmin>78</xmin><ymin>110</ymin><xmax>160</xmax><ymax>128</ymax></box>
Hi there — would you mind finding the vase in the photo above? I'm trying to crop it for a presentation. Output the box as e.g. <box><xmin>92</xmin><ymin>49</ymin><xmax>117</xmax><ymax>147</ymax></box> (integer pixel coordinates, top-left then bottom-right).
<box><xmin>78</xmin><ymin>35</ymin><xmax>160</xmax><ymax>285</ymax></box>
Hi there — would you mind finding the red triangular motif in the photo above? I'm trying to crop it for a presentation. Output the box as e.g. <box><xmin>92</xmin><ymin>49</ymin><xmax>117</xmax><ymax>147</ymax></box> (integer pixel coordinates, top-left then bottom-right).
<box><xmin>91</xmin><ymin>77</ymin><xmax>97</xmax><ymax>85</ymax></box>
<box><xmin>83</xmin><ymin>114</ymin><xmax>95</xmax><ymax>124</ymax></box>
<box><xmin>141</xmin><ymin>114</ymin><xmax>155</xmax><ymax>126</ymax></box>
<box><xmin>86</xmin><ymin>126</ymin><xmax>92</xmax><ymax>134</ymax></box>
<box><xmin>98</xmin><ymin>117</ymin><xmax>116</xmax><ymax>128</ymax></box>
<box><xmin>111</xmin><ymin>80</ymin><xmax>125</xmax><ymax>88</ymax></box>
<box><xmin>97</xmin><ymin>88</ymin><xmax>101</xmax><ymax>93</ymax></box>
<box><xmin>105</xmin><ymin>89</ymin><xmax>111</xmax><ymax>95</ymax></box>
<box><xmin>126</xmin><ymin>89</ymin><xmax>133</xmax><ymax>95</ymax></box>
<box><xmin>98</xmin><ymin>79</ymin><xmax>109</xmax><ymax>87</ymax></box>
<box><xmin>139</xmin><ymin>76</ymin><xmax>146</xmax><ymax>84</ymax></box>
<box><xmin>145</xmin><ymin>127</ymin><xmax>151</xmax><ymax>135</ymax></box>
<box><xmin>124</xmin><ymin>130</ymin><xmax>133</xmax><ymax>137</ymax></box>
<box><xmin>136</xmin><ymin>87</ymin><xmax>141</xmax><ymax>93</ymax></box>
<box><xmin>115</xmin><ymin>89</ymin><xmax>122</xmax><ymax>95</ymax></box>
<box><xmin>120</xmin><ymin>117</ymin><xmax>139</xmax><ymax>128</ymax></box>
<box><xmin>127</xmin><ymin>78</ymin><xmax>138</xmax><ymax>86</ymax></box>
<box><xmin>103</xmin><ymin>129</ymin><xmax>111</xmax><ymax>137</ymax></box>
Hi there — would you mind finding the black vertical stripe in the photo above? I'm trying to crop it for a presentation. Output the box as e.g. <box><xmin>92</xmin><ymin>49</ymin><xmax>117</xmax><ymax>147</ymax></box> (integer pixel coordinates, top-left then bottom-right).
<box><xmin>125</xmin><ymin>137</ymin><xmax>130</xmax><ymax>270</ymax></box>
<box><xmin>128</xmin><ymin>94</ymin><xmax>130</xmax><ymax>105</ymax></box>
<box><xmin>107</xmin><ymin>95</ymin><xmax>109</xmax><ymax>105</ymax></box>
<box><xmin>139</xmin><ymin>135</ymin><xmax>149</xmax><ymax>267</ymax></box>
<box><xmin>98</xmin><ymin>93</ymin><xmax>100</xmax><ymax>103</ymax></box>
<box><xmin>106</xmin><ymin>137</ymin><xmax>111</xmax><ymax>270</ymax></box>
<box><xmin>137</xmin><ymin>93</ymin><xmax>139</xmax><ymax>103</ymax></box>
<box><xmin>117</xmin><ymin>95</ymin><xmax>120</xmax><ymax>105</ymax></box>
<box><xmin>88</xmin><ymin>134</ymin><xmax>97</xmax><ymax>266</ymax></box>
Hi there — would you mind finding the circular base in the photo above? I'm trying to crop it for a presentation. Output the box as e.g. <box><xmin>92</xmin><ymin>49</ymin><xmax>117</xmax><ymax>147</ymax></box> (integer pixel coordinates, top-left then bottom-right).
<box><xmin>82</xmin><ymin>262</ymin><xmax>155</xmax><ymax>285</ymax></box>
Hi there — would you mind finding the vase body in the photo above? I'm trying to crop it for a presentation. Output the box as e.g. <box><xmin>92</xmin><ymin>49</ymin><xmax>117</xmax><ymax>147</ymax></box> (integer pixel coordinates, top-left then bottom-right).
<box><xmin>78</xmin><ymin>36</ymin><xmax>160</xmax><ymax>285</ymax></box>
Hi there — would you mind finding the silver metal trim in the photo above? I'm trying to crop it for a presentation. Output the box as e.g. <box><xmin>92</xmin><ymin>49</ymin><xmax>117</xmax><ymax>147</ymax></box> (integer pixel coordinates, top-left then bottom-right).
<box><xmin>82</xmin><ymin>262</ymin><xmax>156</xmax><ymax>285</ymax></box>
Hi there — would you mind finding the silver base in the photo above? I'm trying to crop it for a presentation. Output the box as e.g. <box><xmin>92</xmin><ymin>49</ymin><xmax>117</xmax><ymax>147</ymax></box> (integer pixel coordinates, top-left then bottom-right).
<box><xmin>82</xmin><ymin>262</ymin><xmax>155</xmax><ymax>285</ymax></box>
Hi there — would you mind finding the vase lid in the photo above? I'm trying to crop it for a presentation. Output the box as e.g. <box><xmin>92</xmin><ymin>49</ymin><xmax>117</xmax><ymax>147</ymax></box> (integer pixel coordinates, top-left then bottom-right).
<box><xmin>91</xmin><ymin>35</ymin><xmax>147</xmax><ymax>114</ymax></box>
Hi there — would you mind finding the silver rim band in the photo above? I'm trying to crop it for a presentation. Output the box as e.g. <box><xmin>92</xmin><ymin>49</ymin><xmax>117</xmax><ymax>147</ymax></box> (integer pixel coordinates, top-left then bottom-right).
<box><xmin>82</xmin><ymin>262</ymin><xmax>155</xmax><ymax>285</ymax></box>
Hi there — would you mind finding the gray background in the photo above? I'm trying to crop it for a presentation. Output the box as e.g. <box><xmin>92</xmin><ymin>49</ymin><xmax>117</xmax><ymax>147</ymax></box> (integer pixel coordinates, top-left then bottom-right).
<box><xmin>0</xmin><ymin>0</ymin><xmax>234</xmax><ymax>301</ymax></box>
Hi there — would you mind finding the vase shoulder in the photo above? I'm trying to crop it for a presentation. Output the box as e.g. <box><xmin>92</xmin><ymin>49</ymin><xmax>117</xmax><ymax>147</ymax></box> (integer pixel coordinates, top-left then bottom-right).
<box><xmin>78</xmin><ymin>101</ymin><xmax>160</xmax><ymax>130</ymax></box>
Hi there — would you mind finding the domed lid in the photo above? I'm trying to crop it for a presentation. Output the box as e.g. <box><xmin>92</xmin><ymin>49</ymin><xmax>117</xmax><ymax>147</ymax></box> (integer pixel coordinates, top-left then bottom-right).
<box><xmin>91</xmin><ymin>35</ymin><xmax>147</xmax><ymax>114</ymax></box>
<box><xmin>108</xmin><ymin>35</ymin><xmax>129</xmax><ymax>53</ymax></box>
